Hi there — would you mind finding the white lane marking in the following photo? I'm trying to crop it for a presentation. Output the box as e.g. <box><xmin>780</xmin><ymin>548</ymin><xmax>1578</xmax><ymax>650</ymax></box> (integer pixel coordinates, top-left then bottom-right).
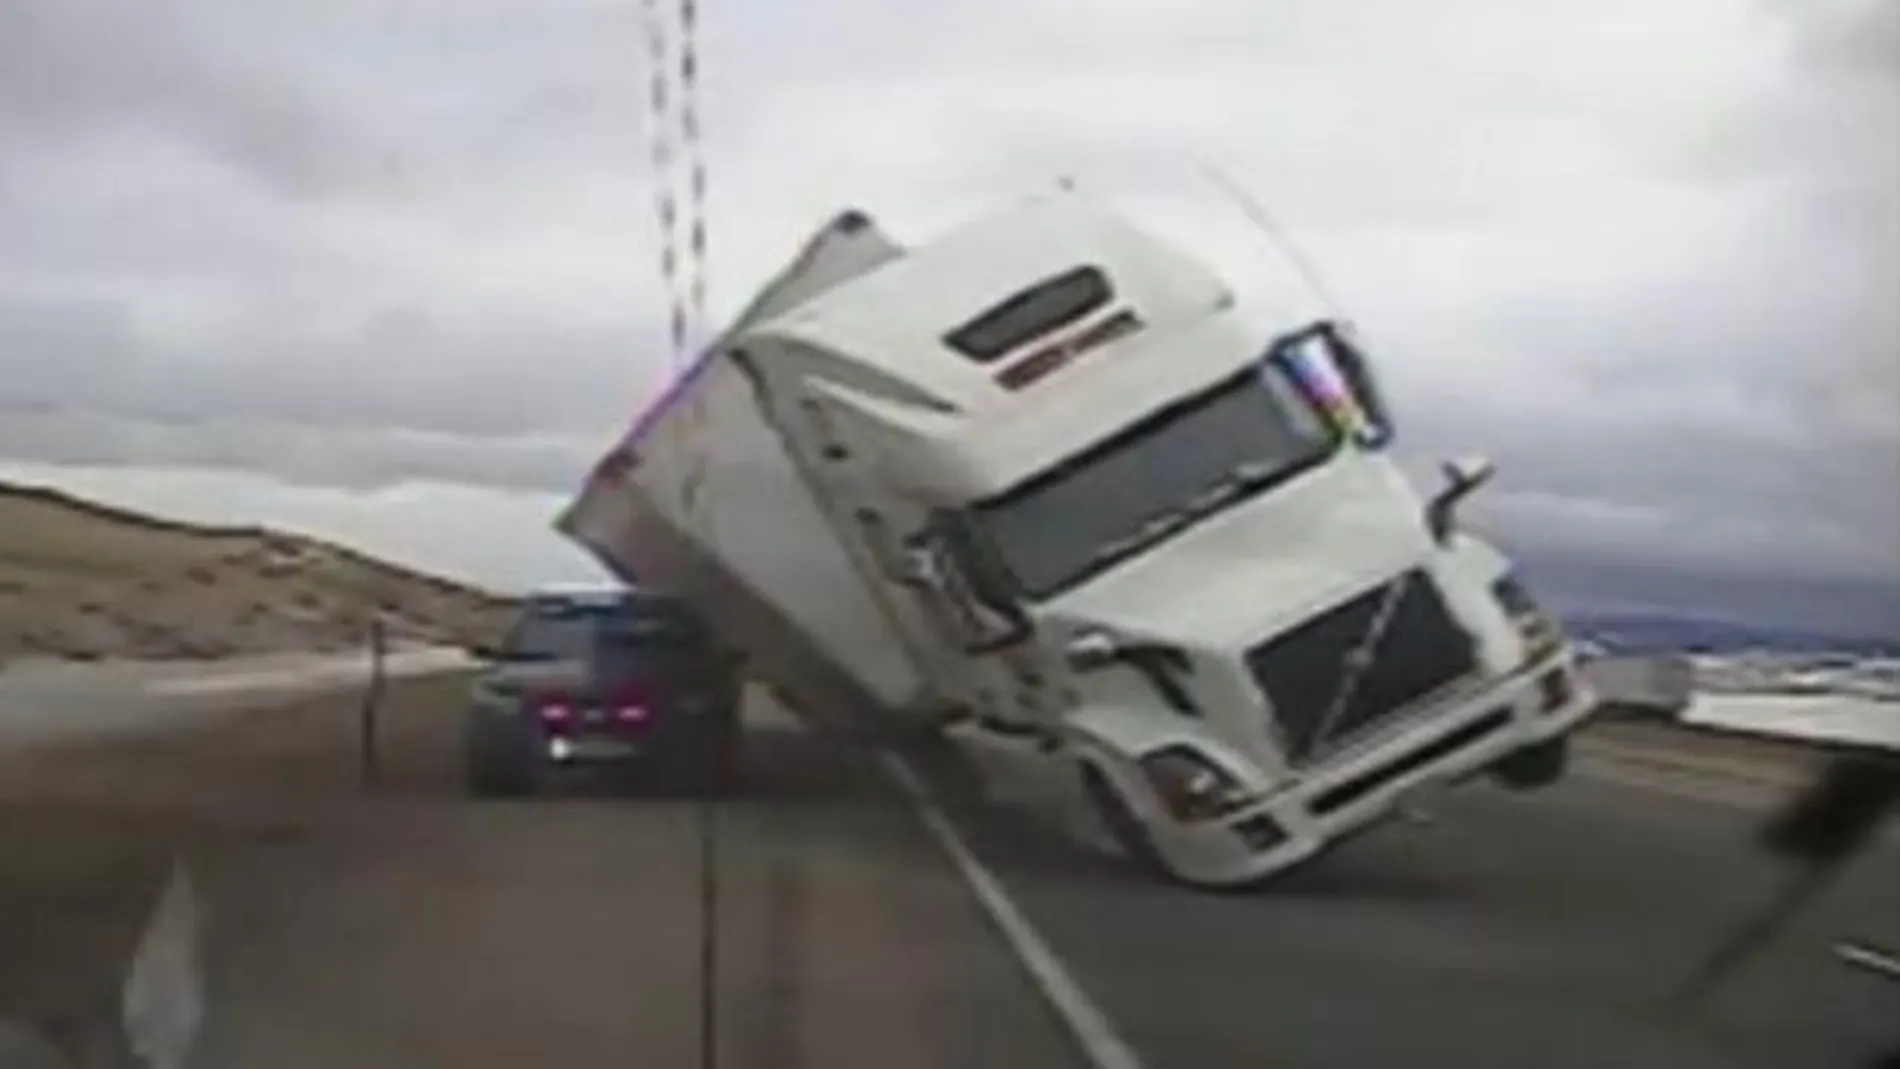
<box><xmin>880</xmin><ymin>755</ymin><xmax>1148</xmax><ymax>1069</ymax></box>
<box><xmin>1835</xmin><ymin>941</ymin><xmax>1900</xmax><ymax>981</ymax></box>
<box><xmin>122</xmin><ymin>861</ymin><xmax>205</xmax><ymax>1069</ymax></box>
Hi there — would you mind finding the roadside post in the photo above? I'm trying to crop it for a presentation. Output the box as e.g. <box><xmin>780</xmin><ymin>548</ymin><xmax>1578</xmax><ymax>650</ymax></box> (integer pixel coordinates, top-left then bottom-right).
<box><xmin>359</xmin><ymin>614</ymin><xmax>388</xmax><ymax>788</ymax></box>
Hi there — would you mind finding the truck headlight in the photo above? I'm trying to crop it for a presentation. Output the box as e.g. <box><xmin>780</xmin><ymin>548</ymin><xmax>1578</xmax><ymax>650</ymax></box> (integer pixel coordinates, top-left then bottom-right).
<box><xmin>1137</xmin><ymin>745</ymin><xmax>1256</xmax><ymax>822</ymax></box>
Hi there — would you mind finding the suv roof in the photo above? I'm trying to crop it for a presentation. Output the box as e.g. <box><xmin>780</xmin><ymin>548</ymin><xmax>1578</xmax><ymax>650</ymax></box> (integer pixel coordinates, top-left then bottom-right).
<box><xmin>503</xmin><ymin>588</ymin><xmax>708</xmax><ymax>659</ymax></box>
<box><xmin>527</xmin><ymin>587</ymin><xmax>630</xmax><ymax>609</ymax></box>
<box><xmin>525</xmin><ymin>587</ymin><xmax>690</xmax><ymax>615</ymax></box>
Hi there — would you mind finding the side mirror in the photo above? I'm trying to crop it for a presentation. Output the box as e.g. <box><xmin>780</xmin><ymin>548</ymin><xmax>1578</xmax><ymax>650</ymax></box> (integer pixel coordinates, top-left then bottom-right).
<box><xmin>1425</xmin><ymin>456</ymin><xmax>1496</xmax><ymax>545</ymax></box>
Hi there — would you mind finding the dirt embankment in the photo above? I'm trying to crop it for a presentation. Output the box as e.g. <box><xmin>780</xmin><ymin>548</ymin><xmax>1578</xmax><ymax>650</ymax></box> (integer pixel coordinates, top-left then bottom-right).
<box><xmin>0</xmin><ymin>482</ymin><xmax>519</xmax><ymax>666</ymax></box>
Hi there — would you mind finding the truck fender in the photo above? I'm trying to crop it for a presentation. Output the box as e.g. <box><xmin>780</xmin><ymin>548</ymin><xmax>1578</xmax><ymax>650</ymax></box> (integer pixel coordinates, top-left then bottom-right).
<box><xmin>1060</xmin><ymin>708</ymin><xmax>1182</xmax><ymax>830</ymax></box>
<box><xmin>1060</xmin><ymin>726</ymin><xmax>1171</xmax><ymax>874</ymax></box>
<box><xmin>1065</xmin><ymin>704</ymin><xmax>1271</xmax><ymax>804</ymax></box>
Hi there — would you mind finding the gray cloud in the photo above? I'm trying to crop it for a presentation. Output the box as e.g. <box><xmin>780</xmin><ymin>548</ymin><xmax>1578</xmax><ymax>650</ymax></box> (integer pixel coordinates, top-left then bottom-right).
<box><xmin>0</xmin><ymin>294</ymin><xmax>663</xmax><ymax>440</ymax></box>
<box><xmin>0</xmin><ymin>3</ymin><xmax>387</xmax><ymax>200</ymax></box>
<box><xmin>0</xmin><ymin>0</ymin><xmax>1894</xmax><ymax>624</ymax></box>
<box><xmin>0</xmin><ymin>408</ymin><xmax>598</xmax><ymax>495</ymax></box>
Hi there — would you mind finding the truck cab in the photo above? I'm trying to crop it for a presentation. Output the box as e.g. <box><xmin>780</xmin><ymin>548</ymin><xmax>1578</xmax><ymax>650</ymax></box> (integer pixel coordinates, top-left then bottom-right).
<box><xmin>740</xmin><ymin>195</ymin><xmax>1596</xmax><ymax>886</ymax></box>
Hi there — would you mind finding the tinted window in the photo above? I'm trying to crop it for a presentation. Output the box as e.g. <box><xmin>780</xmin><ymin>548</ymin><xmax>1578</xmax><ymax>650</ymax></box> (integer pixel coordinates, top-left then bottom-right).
<box><xmin>503</xmin><ymin>613</ymin><xmax>595</xmax><ymax>659</ymax></box>
<box><xmin>503</xmin><ymin>594</ymin><xmax>707</xmax><ymax>662</ymax></box>
<box><xmin>975</xmin><ymin>362</ymin><xmax>1333</xmax><ymax>598</ymax></box>
<box><xmin>595</xmin><ymin>612</ymin><xmax>703</xmax><ymax>652</ymax></box>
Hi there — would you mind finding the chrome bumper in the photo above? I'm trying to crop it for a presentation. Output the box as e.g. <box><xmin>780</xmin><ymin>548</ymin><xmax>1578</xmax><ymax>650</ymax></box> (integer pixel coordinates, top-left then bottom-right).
<box><xmin>1164</xmin><ymin>652</ymin><xmax>1597</xmax><ymax>886</ymax></box>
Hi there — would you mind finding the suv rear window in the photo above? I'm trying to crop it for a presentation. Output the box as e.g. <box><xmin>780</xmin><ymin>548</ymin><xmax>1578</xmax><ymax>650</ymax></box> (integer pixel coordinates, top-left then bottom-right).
<box><xmin>505</xmin><ymin>594</ymin><xmax>707</xmax><ymax>659</ymax></box>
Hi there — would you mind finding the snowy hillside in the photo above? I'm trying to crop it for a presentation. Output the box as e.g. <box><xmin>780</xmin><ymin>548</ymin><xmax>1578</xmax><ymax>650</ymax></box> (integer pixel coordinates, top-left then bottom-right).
<box><xmin>1679</xmin><ymin>652</ymin><xmax>1899</xmax><ymax>751</ymax></box>
<box><xmin>1581</xmin><ymin>644</ymin><xmax>1899</xmax><ymax>752</ymax></box>
<box><xmin>1691</xmin><ymin>652</ymin><xmax>1900</xmax><ymax>701</ymax></box>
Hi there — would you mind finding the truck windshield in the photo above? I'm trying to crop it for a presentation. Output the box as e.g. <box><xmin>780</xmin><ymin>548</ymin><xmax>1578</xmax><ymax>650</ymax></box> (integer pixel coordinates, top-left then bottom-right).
<box><xmin>973</xmin><ymin>360</ymin><xmax>1335</xmax><ymax>599</ymax></box>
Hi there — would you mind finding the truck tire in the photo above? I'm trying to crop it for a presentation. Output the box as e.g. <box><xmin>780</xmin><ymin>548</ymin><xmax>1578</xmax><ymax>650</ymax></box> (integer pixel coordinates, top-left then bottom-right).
<box><xmin>1491</xmin><ymin>737</ymin><xmax>1570</xmax><ymax>791</ymax></box>
<box><xmin>1082</xmin><ymin>765</ymin><xmax>1168</xmax><ymax>881</ymax></box>
<box><xmin>466</xmin><ymin>713</ymin><xmax>536</xmax><ymax>798</ymax></box>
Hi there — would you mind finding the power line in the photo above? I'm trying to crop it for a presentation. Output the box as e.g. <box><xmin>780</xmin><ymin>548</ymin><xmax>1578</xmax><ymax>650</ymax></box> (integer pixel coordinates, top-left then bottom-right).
<box><xmin>1194</xmin><ymin>157</ymin><xmax>1351</xmax><ymax>326</ymax></box>
<box><xmin>638</xmin><ymin>1</ymin><xmax>720</xmax><ymax>1066</ymax></box>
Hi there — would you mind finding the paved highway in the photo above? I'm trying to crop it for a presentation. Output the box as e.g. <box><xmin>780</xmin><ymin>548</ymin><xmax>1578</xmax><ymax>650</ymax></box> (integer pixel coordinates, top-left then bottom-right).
<box><xmin>5</xmin><ymin>666</ymin><xmax>1894</xmax><ymax>1067</ymax></box>
<box><xmin>179</xmin><ymin>704</ymin><xmax>1084</xmax><ymax>1068</ymax></box>
<box><xmin>5</xmin><ymin>673</ymin><xmax>1082</xmax><ymax>1069</ymax></box>
<box><xmin>948</xmin><ymin>748</ymin><xmax>1898</xmax><ymax>1068</ymax></box>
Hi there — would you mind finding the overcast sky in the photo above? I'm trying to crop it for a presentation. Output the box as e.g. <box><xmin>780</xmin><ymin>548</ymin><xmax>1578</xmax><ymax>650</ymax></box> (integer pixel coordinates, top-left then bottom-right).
<box><xmin>1</xmin><ymin>0</ymin><xmax>1895</xmax><ymax>633</ymax></box>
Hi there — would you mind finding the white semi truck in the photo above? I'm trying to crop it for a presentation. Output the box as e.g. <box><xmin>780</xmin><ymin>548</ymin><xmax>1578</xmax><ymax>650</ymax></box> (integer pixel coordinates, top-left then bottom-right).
<box><xmin>558</xmin><ymin>191</ymin><xmax>1600</xmax><ymax>888</ymax></box>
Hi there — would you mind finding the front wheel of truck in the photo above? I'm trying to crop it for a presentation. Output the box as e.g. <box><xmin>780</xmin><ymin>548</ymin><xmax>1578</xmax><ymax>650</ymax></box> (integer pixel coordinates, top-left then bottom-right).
<box><xmin>1082</xmin><ymin>765</ymin><xmax>1168</xmax><ymax>881</ymax></box>
<box><xmin>1491</xmin><ymin>737</ymin><xmax>1570</xmax><ymax>791</ymax></box>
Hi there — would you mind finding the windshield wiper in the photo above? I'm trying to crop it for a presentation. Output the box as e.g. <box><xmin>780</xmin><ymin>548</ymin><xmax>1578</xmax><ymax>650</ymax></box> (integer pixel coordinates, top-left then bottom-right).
<box><xmin>1080</xmin><ymin>513</ymin><xmax>1187</xmax><ymax>570</ymax></box>
<box><xmin>1073</xmin><ymin>462</ymin><xmax>1290</xmax><ymax>576</ymax></box>
<box><xmin>1186</xmin><ymin>459</ymin><xmax>1288</xmax><ymax>515</ymax></box>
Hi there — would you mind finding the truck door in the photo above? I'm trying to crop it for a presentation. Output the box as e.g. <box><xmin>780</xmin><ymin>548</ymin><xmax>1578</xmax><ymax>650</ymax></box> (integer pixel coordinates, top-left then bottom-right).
<box><xmin>787</xmin><ymin>391</ymin><xmax>983</xmax><ymax>715</ymax></box>
<box><xmin>797</xmin><ymin>387</ymin><xmax>1073</xmax><ymax>812</ymax></box>
<box><xmin>895</xmin><ymin>513</ymin><xmax>1087</xmax><ymax>814</ymax></box>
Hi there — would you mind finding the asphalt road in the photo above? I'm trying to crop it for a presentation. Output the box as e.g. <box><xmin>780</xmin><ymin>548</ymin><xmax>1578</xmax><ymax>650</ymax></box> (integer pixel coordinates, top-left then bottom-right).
<box><xmin>63</xmin><ymin>685</ymin><xmax>1079</xmax><ymax>1069</ymax></box>
<box><xmin>6</xmin><ymin>663</ymin><xmax>1894</xmax><ymax>1068</ymax></box>
<box><xmin>5</xmin><ymin>669</ymin><xmax>1085</xmax><ymax>1067</ymax></box>
<box><xmin>947</xmin><ymin>745</ymin><xmax>1900</xmax><ymax>1069</ymax></box>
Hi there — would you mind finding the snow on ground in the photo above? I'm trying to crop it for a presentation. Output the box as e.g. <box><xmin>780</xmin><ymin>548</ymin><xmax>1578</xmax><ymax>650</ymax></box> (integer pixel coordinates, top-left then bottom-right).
<box><xmin>1682</xmin><ymin>691</ymin><xmax>1900</xmax><ymax>751</ymax></box>
<box><xmin>1580</xmin><ymin>648</ymin><xmax>1899</xmax><ymax>751</ymax></box>
<box><xmin>1679</xmin><ymin>651</ymin><xmax>1900</xmax><ymax>751</ymax></box>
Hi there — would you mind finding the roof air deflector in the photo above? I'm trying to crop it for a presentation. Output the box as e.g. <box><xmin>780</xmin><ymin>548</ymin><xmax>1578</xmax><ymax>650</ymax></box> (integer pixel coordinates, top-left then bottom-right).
<box><xmin>942</xmin><ymin>265</ymin><xmax>1114</xmax><ymax>364</ymax></box>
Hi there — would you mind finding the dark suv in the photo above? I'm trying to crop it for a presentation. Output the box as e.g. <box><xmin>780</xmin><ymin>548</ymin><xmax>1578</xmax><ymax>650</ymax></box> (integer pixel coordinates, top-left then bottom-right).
<box><xmin>464</xmin><ymin>588</ymin><xmax>742</xmax><ymax>797</ymax></box>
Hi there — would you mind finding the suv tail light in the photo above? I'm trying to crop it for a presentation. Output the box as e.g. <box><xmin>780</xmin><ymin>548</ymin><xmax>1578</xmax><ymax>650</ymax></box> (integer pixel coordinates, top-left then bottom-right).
<box><xmin>610</xmin><ymin>685</ymin><xmax>654</xmax><ymax>723</ymax></box>
<box><xmin>537</xmin><ymin>701</ymin><xmax>573</xmax><ymax>723</ymax></box>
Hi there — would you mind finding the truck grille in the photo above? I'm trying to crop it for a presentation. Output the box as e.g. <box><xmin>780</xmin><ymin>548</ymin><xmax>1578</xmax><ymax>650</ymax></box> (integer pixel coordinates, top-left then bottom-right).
<box><xmin>1244</xmin><ymin>570</ymin><xmax>1477</xmax><ymax>766</ymax></box>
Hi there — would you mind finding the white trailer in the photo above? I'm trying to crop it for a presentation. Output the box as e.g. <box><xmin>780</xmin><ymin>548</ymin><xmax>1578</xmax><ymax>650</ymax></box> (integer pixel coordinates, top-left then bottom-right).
<box><xmin>559</xmin><ymin>191</ymin><xmax>1601</xmax><ymax>888</ymax></box>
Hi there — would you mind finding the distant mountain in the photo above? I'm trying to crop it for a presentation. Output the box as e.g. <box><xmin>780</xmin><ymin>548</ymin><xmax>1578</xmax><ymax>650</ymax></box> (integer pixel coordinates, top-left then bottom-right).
<box><xmin>1497</xmin><ymin>549</ymin><xmax>1899</xmax><ymax>653</ymax></box>
<box><xmin>1561</xmin><ymin>607</ymin><xmax>1900</xmax><ymax>659</ymax></box>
